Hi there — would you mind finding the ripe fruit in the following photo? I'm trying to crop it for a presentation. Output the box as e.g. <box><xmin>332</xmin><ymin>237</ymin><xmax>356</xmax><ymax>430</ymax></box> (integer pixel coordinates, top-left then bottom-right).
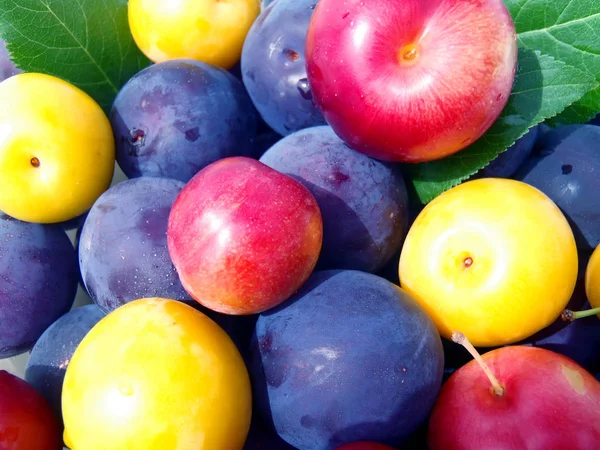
<box><xmin>110</xmin><ymin>59</ymin><xmax>258</xmax><ymax>183</ymax></box>
<box><xmin>168</xmin><ymin>157</ymin><xmax>323</xmax><ymax>315</ymax></box>
<box><xmin>306</xmin><ymin>0</ymin><xmax>517</xmax><ymax>163</ymax></box>
<box><xmin>0</xmin><ymin>370</ymin><xmax>62</xmax><ymax>450</ymax></box>
<box><xmin>260</xmin><ymin>126</ymin><xmax>408</xmax><ymax>272</ymax></box>
<box><xmin>586</xmin><ymin>244</ymin><xmax>600</xmax><ymax>311</ymax></box>
<box><xmin>250</xmin><ymin>270</ymin><xmax>444</xmax><ymax>449</ymax></box>
<box><xmin>514</xmin><ymin>124</ymin><xmax>600</xmax><ymax>252</ymax></box>
<box><xmin>79</xmin><ymin>177</ymin><xmax>192</xmax><ymax>313</ymax></box>
<box><xmin>0</xmin><ymin>73</ymin><xmax>115</xmax><ymax>223</ymax></box>
<box><xmin>62</xmin><ymin>298</ymin><xmax>252</xmax><ymax>450</ymax></box>
<box><xmin>399</xmin><ymin>178</ymin><xmax>578</xmax><ymax>347</ymax></box>
<box><xmin>428</xmin><ymin>340</ymin><xmax>600</xmax><ymax>450</ymax></box>
<box><xmin>25</xmin><ymin>305</ymin><xmax>106</xmax><ymax>423</ymax></box>
<box><xmin>241</xmin><ymin>0</ymin><xmax>326</xmax><ymax>135</ymax></box>
<box><xmin>128</xmin><ymin>0</ymin><xmax>260</xmax><ymax>69</ymax></box>
<box><xmin>0</xmin><ymin>213</ymin><xmax>78</xmax><ymax>358</ymax></box>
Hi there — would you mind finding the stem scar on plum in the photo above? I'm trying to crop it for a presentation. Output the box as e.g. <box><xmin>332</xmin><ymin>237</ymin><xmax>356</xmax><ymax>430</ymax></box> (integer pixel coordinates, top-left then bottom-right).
<box><xmin>30</xmin><ymin>157</ymin><xmax>40</xmax><ymax>168</ymax></box>
<box><xmin>463</xmin><ymin>256</ymin><xmax>473</xmax><ymax>268</ymax></box>
<box><xmin>399</xmin><ymin>44</ymin><xmax>419</xmax><ymax>66</ymax></box>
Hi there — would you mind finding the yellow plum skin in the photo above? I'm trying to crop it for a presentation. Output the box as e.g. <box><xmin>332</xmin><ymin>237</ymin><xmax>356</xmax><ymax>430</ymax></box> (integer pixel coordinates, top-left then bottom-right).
<box><xmin>61</xmin><ymin>298</ymin><xmax>252</xmax><ymax>450</ymax></box>
<box><xmin>128</xmin><ymin>0</ymin><xmax>261</xmax><ymax>69</ymax></box>
<box><xmin>585</xmin><ymin>244</ymin><xmax>600</xmax><ymax>314</ymax></box>
<box><xmin>399</xmin><ymin>178</ymin><xmax>578</xmax><ymax>347</ymax></box>
<box><xmin>0</xmin><ymin>73</ymin><xmax>115</xmax><ymax>224</ymax></box>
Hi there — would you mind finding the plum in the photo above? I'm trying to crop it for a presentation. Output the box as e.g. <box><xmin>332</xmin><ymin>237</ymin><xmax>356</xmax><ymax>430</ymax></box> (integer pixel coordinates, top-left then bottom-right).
<box><xmin>241</xmin><ymin>0</ymin><xmax>326</xmax><ymax>135</ymax></box>
<box><xmin>25</xmin><ymin>304</ymin><xmax>106</xmax><ymax>423</ymax></box>
<box><xmin>110</xmin><ymin>59</ymin><xmax>258</xmax><ymax>183</ymax></box>
<box><xmin>250</xmin><ymin>270</ymin><xmax>444</xmax><ymax>449</ymax></box>
<box><xmin>0</xmin><ymin>370</ymin><xmax>62</xmax><ymax>450</ymax></box>
<box><xmin>514</xmin><ymin>124</ymin><xmax>600</xmax><ymax>252</ymax></box>
<box><xmin>260</xmin><ymin>126</ymin><xmax>408</xmax><ymax>272</ymax></box>
<box><xmin>0</xmin><ymin>214</ymin><xmax>78</xmax><ymax>359</ymax></box>
<box><xmin>479</xmin><ymin>125</ymin><xmax>539</xmax><ymax>178</ymax></box>
<box><xmin>0</xmin><ymin>39</ymin><xmax>21</xmax><ymax>82</ymax></box>
<box><xmin>79</xmin><ymin>177</ymin><xmax>192</xmax><ymax>313</ymax></box>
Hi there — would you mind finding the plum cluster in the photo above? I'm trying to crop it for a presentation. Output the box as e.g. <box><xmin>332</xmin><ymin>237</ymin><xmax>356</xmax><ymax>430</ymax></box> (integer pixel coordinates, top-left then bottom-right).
<box><xmin>1</xmin><ymin>0</ymin><xmax>600</xmax><ymax>449</ymax></box>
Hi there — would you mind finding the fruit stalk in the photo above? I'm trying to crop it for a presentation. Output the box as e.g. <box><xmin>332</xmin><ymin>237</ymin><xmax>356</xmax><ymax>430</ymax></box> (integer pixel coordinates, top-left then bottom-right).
<box><xmin>561</xmin><ymin>307</ymin><xmax>600</xmax><ymax>322</ymax></box>
<box><xmin>451</xmin><ymin>331</ymin><xmax>505</xmax><ymax>396</ymax></box>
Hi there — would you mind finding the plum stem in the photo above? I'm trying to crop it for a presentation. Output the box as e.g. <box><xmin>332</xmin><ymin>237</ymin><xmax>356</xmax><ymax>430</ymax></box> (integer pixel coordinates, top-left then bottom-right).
<box><xmin>451</xmin><ymin>331</ymin><xmax>505</xmax><ymax>397</ymax></box>
<box><xmin>561</xmin><ymin>307</ymin><xmax>600</xmax><ymax>322</ymax></box>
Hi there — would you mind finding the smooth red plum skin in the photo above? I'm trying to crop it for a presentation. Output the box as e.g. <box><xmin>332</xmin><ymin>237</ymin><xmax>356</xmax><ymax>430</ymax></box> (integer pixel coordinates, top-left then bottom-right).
<box><xmin>167</xmin><ymin>157</ymin><xmax>323</xmax><ymax>315</ymax></box>
<box><xmin>0</xmin><ymin>371</ymin><xmax>62</xmax><ymax>450</ymax></box>
<box><xmin>428</xmin><ymin>346</ymin><xmax>600</xmax><ymax>450</ymax></box>
<box><xmin>306</xmin><ymin>0</ymin><xmax>518</xmax><ymax>163</ymax></box>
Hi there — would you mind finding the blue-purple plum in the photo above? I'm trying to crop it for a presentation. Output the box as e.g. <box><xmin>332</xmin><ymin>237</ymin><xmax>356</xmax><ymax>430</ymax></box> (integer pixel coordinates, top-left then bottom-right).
<box><xmin>241</xmin><ymin>0</ymin><xmax>326</xmax><ymax>136</ymax></box>
<box><xmin>79</xmin><ymin>177</ymin><xmax>192</xmax><ymax>313</ymax></box>
<box><xmin>24</xmin><ymin>304</ymin><xmax>105</xmax><ymax>422</ymax></box>
<box><xmin>479</xmin><ymin>125</ymin><xmax>539</xmax><ymax>178</ymax></box>
<box><xmin>260</xmin><ymin>0</ymin><xmax>278</xmax><ymax>11</ymax></box>
<box><xmin>110</xmin><ymin>59</ymin><xmax>258</xmax><ymax>183</ymax></box>
<box><xmin>0</xmin><ymin>214</ymin><xmax>78</xmax><ymax>358</ymax></box>
<box><xmin>250</xmin><ymin>270</ymin><xmax>444</xmax><ymax>450</ymax></box>
<box><xmin>260</xmin><ymin>126</ymin><xmax>408</xmax><ymax>272</ymax></box>
<box><xmin>0</xmin><ymin>39</ymin><xmax>21</xmax><ymax>81</ymax></box>
<box><xmin>514</xmin><ymin>124</ymin><xmax>600</xmax><ymax>252</ymax></box>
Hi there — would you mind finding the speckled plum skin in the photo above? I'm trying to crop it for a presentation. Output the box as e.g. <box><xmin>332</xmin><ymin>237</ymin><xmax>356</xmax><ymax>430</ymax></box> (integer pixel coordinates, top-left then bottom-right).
<box><xmin>260</xmin><ymin>126</ymin><xmax>408</xmax><ymax>272</ymax></box>
<box><xmin>306</xmin><ymin>0</ymin><xmax>517</xmax><ymax>163</ymax></box>
<box><xmin>0</xmin><ymin>39</ymin><xmax>21</xmax><ymax>82</ymax></box>
<box><xmin>110</xmin><ymin>59</ymin><xmax>258</xmax><ymax>183</ymax></box>
<box><xmin>0</xmin><ymin>214</ymin><xmax>78</xmax><ymax>358</ymax></box>
<box><xmin>249</xmin><ymin>270</ymin><xmax>444</xmax><ymax>449</ymax></box>
<box><xmin>167</xmin><ymin>156</ymin><xmax>323</xmax><ymax>315</ymax></box>
<box><xmin>79</xmin><ymin>177</ymin><xmax>192</xmax><ymax>313</ymax></box>
<box><xmin>25</xmin><ymin>304</ymin><xmax>106</xmax><ymax>423</ymax></box>
<box><xmin>0</xmin><ymin>370</ymin><xmax>62</xmax><ymax>450</ymax></box>
<box><xmin>242</xmin><ymin>0</ymin><xmax>326</xmax><ymax>135</ymax></box>
<box><xmin>514</xmin><ymin>124</ymin><xmax>600</xmax><ymax>252</ymax></box>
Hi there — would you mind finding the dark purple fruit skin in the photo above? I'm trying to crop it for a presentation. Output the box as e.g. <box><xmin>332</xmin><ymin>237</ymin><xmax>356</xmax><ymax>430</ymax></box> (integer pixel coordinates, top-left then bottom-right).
<box><xmin>260</xmin><ymin>126</ymin><xmax>408</xmax><ymax>273</ymax></box>
<box><xmin>514</xmin><ymin>124</ymin><xmax>600</xmax><ymax>252</ymax></box>
<box><xmin>79</xmin><ymin>177</ymin><xmax>192</xmax><ymax>313</ymax></box>
<box><xmin>479</xmin><ymin>125</ymin><xmax>539</xmax><ymax>178</ymax></box>
<box><xmin>110</xmin><ymin>59</ymin><xmax>258</xmax><ymax>183</ymax></box>
<box><xmin>250</xmin><ymin>270</ymin><xmax>444</xmax><ymax>450</ymax></box>
<box><xmin>0</xmin><ymin>214</ymin><xmax>78</xmax><ymax>358</ymax></box>
<box><xmin>0</xmin><ymin>39</ymin><xmax>21</xmax><ymax>81</ymax></box>
<box><xmin>241</xmin><ymin>0</ymin><xmax>326</xmax><ymax>136</ymax></box>
<box><xmin>24</xmin><ymin>304</ymin><xmax>105</xmax><ymax>423</ymax></box>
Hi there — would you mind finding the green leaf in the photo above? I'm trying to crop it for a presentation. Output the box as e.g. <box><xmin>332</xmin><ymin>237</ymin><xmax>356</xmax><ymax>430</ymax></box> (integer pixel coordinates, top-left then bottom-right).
<box><xmin>505</xmin><ymin>0</ymin><xmax>600</xmax><ymax>124</ymax></box>
<box><xmin>0</xmin><ymin>0</ymin><xmax>151</xmax><ymax>113</ymax></box>
<box><xmin>406</xmin><ymin>49</ymin><xmax>597</xmax><ymax>203</ymax></box>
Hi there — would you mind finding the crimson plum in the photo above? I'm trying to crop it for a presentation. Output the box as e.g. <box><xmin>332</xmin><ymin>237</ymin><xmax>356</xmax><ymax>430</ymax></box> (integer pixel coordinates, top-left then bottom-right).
<box><xmin>514</xmin><ymin>124</ymin><xmax>600</xmax><ymax>252</ymax></box>
<box><xmin>250</xmin><ymin>270</ymin><xmax>444</xmax><ymax>449</ymax></box>
<box><xmin>260</xmin><ymin>126</ymin><xmax>408</xmax><ymax>272</ymax></box>
<box><xmin>0</xmin><ymin>371</ymin><xmax>62</xmax><ymax>450</ymax></box>
<box><xmin>0</xmin><ymin>214</ymin><xmax>78</xmax><ymax>358</ymax></box>
<box><xmin>110</xmin><ymin>59</ymin><xmax>258</xmax><ymax>183</ymax></box>
<box><xmin>79</xmin><ymin>177</ymin><xmax>192</xmax><ymax>313</ymax></box>
<box><xmin>241</xmin><ymin>0</ymin><xmax>326</xmax><ymax>135</ymax></box>
<box><xmin>25</xmin><ymin>304</ymin><xmax>105</xmax><ymax>423</ymax></box>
